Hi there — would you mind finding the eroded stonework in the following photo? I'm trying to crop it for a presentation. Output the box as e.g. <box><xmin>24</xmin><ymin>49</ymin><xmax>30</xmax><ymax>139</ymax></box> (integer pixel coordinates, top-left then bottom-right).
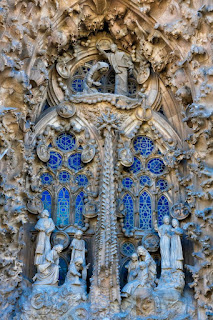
<box><xmin>0</xmin><ymin>0</ymin><xmax>212</xmax><ymax>319</ymax></box>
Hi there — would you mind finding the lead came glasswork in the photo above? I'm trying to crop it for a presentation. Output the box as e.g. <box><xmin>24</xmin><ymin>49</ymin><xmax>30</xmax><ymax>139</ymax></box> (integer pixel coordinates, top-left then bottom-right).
<box><xmin>123</xmin><ymin>194</ymin><xmax>134</xmax><ymax>231</ymax></box>
<box><xmin>57</xmin><ymin>187</ymin><xmax>70</xmax><ymax>226</ymax></box>
<box><xmin>126</xmin><ymin>156</ymin><xmax>142</xmax><ymax>174</ymax></box>
<box><xmin>147</xmin><ymin>158</ymin><xmax>165</xmax><ymax>175</ymax></box>
<box><xmin>122</xmin><ymin>177</ymin><xmax>133</xmax><ymax>189</ymax></box>
<box><xmin>59</xmin><ymin>171</ymin><xmax>71</xmax><ymax>183</ymax></box>
<box><xmin>41</xmin><ymin>190</ymin><xmax>52</xmax><ymax>215</ymax></box>
<box><xmin>40</xmin><ymin>173</ymin><xmax>53</xmax><ymax>185</ymax></box>
<box><xmin>157</xmin><ymin>195</ymin><xmax>170</xmax><ymax>226</ymax></box>
<box><xmin>47</xmin><ymin>151</ymin><xmax>62</xmax><ymax>170</ymax></box>
<box><xmin>139</xmin><ymin>175</ymin><xmax>151</xmax><ymax>186</ymax></box>
<box><xmin>68</xmin><ymin>153</ymin><xmax>84</xmax><ymax>172</ymax></box>
<box><xmin>75</xmin><ymin>174</ymin><xmax>88</xmax><ymax>187</ymax></box>
<box><xmin>139</xmin><ymin>191</ymin><xmax>152</xmax><ymax>229</ymax></box>
<box><xmin>156</xmin><ymin>179</ymin><xmax>168</xmax><ymax>191</ymax></box>
<box><xmin>133</xmin><ymin>136</ymin><xmax>154</xmax><ymax>156</ymax></box>
<box><xmin>56</xmin><ymin>133</ymin><xmax>76</xmax><ymax>152</ymax></box>
<box><xmin>74</xmin><ymin>191</ymin><xmax>85</xmax><ymax>227</ymax></box>
<box><xmin>121</xmin><ymin>242</ymin><xmax>135</xmax><ymax>257</ymax></box>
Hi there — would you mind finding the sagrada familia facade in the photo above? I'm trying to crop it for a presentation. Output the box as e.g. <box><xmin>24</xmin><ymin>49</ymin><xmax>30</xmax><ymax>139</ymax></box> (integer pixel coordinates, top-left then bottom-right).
<box><xmin>0</xmin><ymin>0</ymin><xmax>212</xmax><ymax>319</ymax></box>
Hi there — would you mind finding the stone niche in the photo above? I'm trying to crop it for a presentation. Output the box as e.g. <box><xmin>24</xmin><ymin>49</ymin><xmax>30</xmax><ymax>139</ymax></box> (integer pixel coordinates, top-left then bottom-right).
<box><xmin>0</xmin><ymin>1</ymin><xmax>212</xmax><ymax>320</ymax></box>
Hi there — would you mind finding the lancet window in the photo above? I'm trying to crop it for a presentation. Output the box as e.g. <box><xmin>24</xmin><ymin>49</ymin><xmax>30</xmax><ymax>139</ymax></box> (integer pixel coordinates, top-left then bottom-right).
<box><xmin>39</xmin><ymin>132</ymin><xmax>89</xmax><ymax>229</ymax></box>
<box><xmin>120</xmin><ymin>136</ymin><xmax>171</xmax><ymax>233</ymax></box>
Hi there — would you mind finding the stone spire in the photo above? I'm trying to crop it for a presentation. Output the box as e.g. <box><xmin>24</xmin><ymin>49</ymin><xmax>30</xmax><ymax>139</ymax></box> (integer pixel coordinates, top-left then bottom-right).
<box><xmin>90</xmin><ymin>109</ymin><xmax>121</xmax><ymax>316</ymax></box>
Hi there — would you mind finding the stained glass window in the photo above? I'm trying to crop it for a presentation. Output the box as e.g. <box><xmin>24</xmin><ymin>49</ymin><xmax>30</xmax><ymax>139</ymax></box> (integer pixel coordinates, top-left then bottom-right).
<box><xmin>59</xmin><ymin>171</ymin><xmax>71</xmax><ymax>183</ymax></box>
<box><xmin>126</xmin><ymin>157</ymin><xmax>142</xmax><ymax>174</ymax></box>
<box><xmin>68</xmin><ymin>153</ymin><xmax>84</xmax><ymax>172</ymax></box>
<box><xmin>121</xmin><ymin>242</ymin><xmax>135</xmax><ymax>257</ymax></box>
<box><xmin>123</xmin><ymin>194</ymin><xmax>134</xmax><ymax>231</ymax></box>
<box><xmin>47</xmin><ymin>151</ymin><xmax>62</xmax><ymax>170</ymax></box>
<box><xmin>157</xmin><ymin>195</ymin><xmax>169</xmax><ymax>226</ymax></box>
<box><xmin>74</xmin><ymin>191</ymin><xmax>85</xmax><ymax>227</ymax></box>
<box><xmin>139</xmin><ymin>175</ymin><xmax>151</xmax><ymax>187</ymax></box>
<box><xmin>72</xmin><ymin>78</ymin><xmax>84</xmax><ymax>92</ymax></box>
<box><xmin>58</xmin><ymin>257</ymin><xmax>68</xmax><ymax>286</ymax></box>
<box><xmin>133</xmin><ymin>136</ymin><xmax>154</xmax><ymax>157</ymax></box>
<box><xmin>75</xmin><ymin>174</ymin><xmax>88</xmax><ymax>187</ymax></box>
<box><xmin>57</xmin><ymin>187</ymin><xmax>70</xmax><ymax>226</ymax></box>
<box><xmin>156</xmin><ymin>179</ymin><xmax>168</xmax><ymax>191</ymax></box>
<box><xmin>122</xmin><ymin>177</ymin><xmax>133</xmax><ymax>189</ymax></box>
<box><xmin>147</xmin><ymin>158</ymin><xmax>165</xmax><ymax>175</ymax></box>
<box><xmin>56</xmin><ymin>133</ymin><xmax>76</xmax><ymax>152</ymax></box>
<box><xmin>139</xmin><ymin>191</ymin><xmax>152</xmax><ymax>229</ymax></box>
<box><xmin>41</xmin><ymin>190</ymin><xmax>52</xmax><ymax>215</ymax></box>
<box><xmin>40</xmin><ymin>173</ymin><xmax>53</xmax><ymax>185</ymax></box>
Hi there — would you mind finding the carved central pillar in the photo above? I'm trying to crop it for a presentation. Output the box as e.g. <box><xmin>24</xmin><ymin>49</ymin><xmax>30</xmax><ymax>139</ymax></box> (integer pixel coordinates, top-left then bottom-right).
<box><xmin>90</xmin><ymin>112</ymin><xmax>121</xmax><ymax>315</ymax></box>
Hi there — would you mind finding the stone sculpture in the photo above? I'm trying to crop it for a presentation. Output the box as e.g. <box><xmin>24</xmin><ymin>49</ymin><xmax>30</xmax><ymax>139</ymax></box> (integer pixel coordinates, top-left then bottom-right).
<box><xmin>121</xmin><ymin>261</ymin><xmax>150</xmax><ymax>297</ymax></box>
<box><xmin>34</xmin><ymin>209</ymin><xmax>55</xmax><ymax>266</ymax></box>
<box><xmin>137</xmin><ymin>245</ymin><xmax>157</xmax><ymax>284</ymax></box>
<box><xmin>64</xmin><ymin>257</ymin><xmax>87</xmax><ymax>300</ymax></box>
<box><xmin>153</xmin><ymin>213</ymin><xmax>172</xmax><ymax>269</ymax></box>
<box><xmin>83</xmin><ymin>61</ymin><xmax>109</xmax><ymax>94</ymax></box>
<box><xmin>125</xmin><ymin>253</ymin><xmax>139</xmax><ymax>282</ymax></box>
<box><xmin>171</xmin><ymin>218</ymin><xmax>184</xmax><ymax>270</ymax></box>
<box><xmin>33</xmin><ymin>244</ymin><xmax>63</xmax><ymax>285</ymax></box>
<box><xmin>96</xmin><ymin>42</ymin><xmax>133</xmax><ymax>95</ymax></box>
<box><xmin>70</xmin><ymin>230</ymin><xmax>87</xmax><ymax>280</ymax></box>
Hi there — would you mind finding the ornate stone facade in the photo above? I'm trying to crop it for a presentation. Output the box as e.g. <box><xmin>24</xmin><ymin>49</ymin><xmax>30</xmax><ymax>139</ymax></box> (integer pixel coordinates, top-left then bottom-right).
<box><xmin>0</xmin><ymin>0</ymin><xmax>212</xmax><ymax>319</ymax></box>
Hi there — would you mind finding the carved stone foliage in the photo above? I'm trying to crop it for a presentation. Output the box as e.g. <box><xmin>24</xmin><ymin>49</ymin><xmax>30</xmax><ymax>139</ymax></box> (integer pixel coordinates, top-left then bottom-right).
<box><xmin>0</xmin><ymin>0</ymin><xmax>212</xmax><ymax>319</ymax></box>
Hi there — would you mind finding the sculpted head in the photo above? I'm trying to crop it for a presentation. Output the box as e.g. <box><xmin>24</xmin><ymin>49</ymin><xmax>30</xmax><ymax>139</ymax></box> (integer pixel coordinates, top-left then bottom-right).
<box><xmin>41</xmin><ymin>209</ymin><xmax>49</xmax><ymax>218</ymax></box>
<box><xmin>139</xmin><ymin>261</ymin><xmax>147</xmax><ymax>270</ymax></box>
<box><xmin>172</xmin><ymin>218</ymin><xmax>179</xmax><ymax>228</ymax></box>
<box><xmin>163</xmin><ymin>215</ymin><xmax>170</xmax><ymax>225</ymax></box>
<box><xmin>98</xmin><ymin>62</ymin><xmax>109</xmax><ymax>74</ymax></box>
<box><xmin>137</xmin><ymin>246</ymin><xmax>146</xmax><ymax>257</ymax></box>
<box><xmin>110</xmin><ymin>43</ymin><xmax>118</xmax><ymax>53</ymax></box>
<box><xmin>74</xmin><ymin>257</ymin><xmax>83</xmax><ymax>268</ymax></box>
<box><xmin>54</xmin><ymin>244</ymin><xmax>63</xmax><ymax>253</ymax></box>
<box><xmin>131</xmin><ymin>253</ymin><xmax>138</xmax><ymax>262</ymax></box>
<box><xmin>75</xmin><ymin>230</ymin><xmax>83</xmax><ymax>240</ymax></box>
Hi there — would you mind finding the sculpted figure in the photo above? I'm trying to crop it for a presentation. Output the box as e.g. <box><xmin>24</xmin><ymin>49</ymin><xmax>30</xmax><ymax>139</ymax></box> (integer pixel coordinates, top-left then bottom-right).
<box><xmin>70</xmin><ymin>230</ymin><xmax>87</xmax><ymax>280</ymax></box>
<box><xmin>33</xmin><ymin>244</ymin><xmax>63</xmax><ymax>285</ymax></box>
<box><xmin>121</xmin><ymin>261</ymin><xmax>150</xmax><ymax>297</ymax></box>
<box><xmin>154</xmin><ymin>214</ymin><xmax>172</xmax><ymax>269</ymax></box>
<box><xmin>97</xmin><ymin>43</ymin><xmax>133</xmax><ymax>95</ymax></box>
<box><xmin>34</xmin><ymin>209</ymin><xmax>55</xmax><ymax>266</ymax></box>
<box><xmin>171</xmin><ymin>219</ymin><xmax>184</xmax><ymax>270</ymax></box>
<box><xmin>83</xmin><ymin>62</ymin><xmax>109</xmax><ymax>94</ymax></box>
<box><xmin>125</xmin><ymin>253</ymin><xmax>139</xmax><ymax>282</ymax></box>
<box><xmin>137</xmin><ymin>246</ymin><xmax>156</xmax><ymax>284</ymax></box>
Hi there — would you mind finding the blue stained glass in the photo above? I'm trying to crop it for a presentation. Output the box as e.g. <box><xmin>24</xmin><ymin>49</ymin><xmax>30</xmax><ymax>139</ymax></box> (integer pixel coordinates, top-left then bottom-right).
<box><xmin>123</xmin><ymin>194</ymin><xmax>134</xmax><ymax>231</ymax></box>
<box><xmin>157</xmin><ymin>195</ymin><xmax>169</xmax><ymax>226</ymax></box>
<box><xmin>56</xmin><ymin>133</ymin><xmax>76</xmax><ymax>152</ymax></box>
<box><xmin>147</xmin><ymin>158</ymin><xmax>165</xmax><ymax>175</ymax></box>
<box><xmin>121</xmin><ymin>242</ymin><xmax>135</xmax><ymax>257</ymax></box>
<box><xmin>133</xmin><ymin>136</ymin><xmax>154</xmax><ymax>156</ymax></box>
<box><xmin>40</xmin><ymin>173</ymin><xmax>53</xmax><ymax>185</ymax></box>
<box><xmin>41</xmin><ymin>190</ymin><xmax>52</xmax><ymax>216</ymax></box>
<box><xmin>72</xmin><ymin>78</ymin><xmax>84</xmax><ymax>92</ymax></box>
<box><xmin>139</xmin><ymin>175</ymin><xmax>151</xmax><ymax>186</ymax></box>
<box><xmin>75</xmin><ymin>174</ymin><xmax>88</xmax><ymax>187</ymax></box>
<box><xmin>126</xmin><ymin>157</ymin><xmax>142</xmax><ymax>174</ymax></box>
<box><xmin>68</xmin><ymin>153</ymin><xmax>84</xmax><ymax>172</ymax></box>
<box><xmin>75</xmin><ymin>191</ymin><xmax>85</xmax><ymax>227</ymax></box>
<box><xmin>139</xmin><ymin>191</ymin><xmax>152</xmax><ymax>229</ymax></box>
<box><xmin>59</xmin><ymin>171</ymin><xmax>71</xmax><ymax>183</ymax></box>
<box><xmin>156</xmin><ymin>179</ymin><xmax>168</xmax><ymax>191</ymax></box>
<box><xmin>47</xmin><ymin>151</ymin><xmax>62</xmax><ymax>170</ymax></box>
<box><xmin>59</xmin><ymin>257</ymin><xmax>68</xmax><ymax>286</ymax></box>
<box><xmin>57</xmin><ymin>187</ymin><xmax>70</xmax><ymax>226</ymax></box>
<box><xmin>122</xmin><ymin>177</ymin><xmax>133</xmax><ymax>189</ymax></box>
